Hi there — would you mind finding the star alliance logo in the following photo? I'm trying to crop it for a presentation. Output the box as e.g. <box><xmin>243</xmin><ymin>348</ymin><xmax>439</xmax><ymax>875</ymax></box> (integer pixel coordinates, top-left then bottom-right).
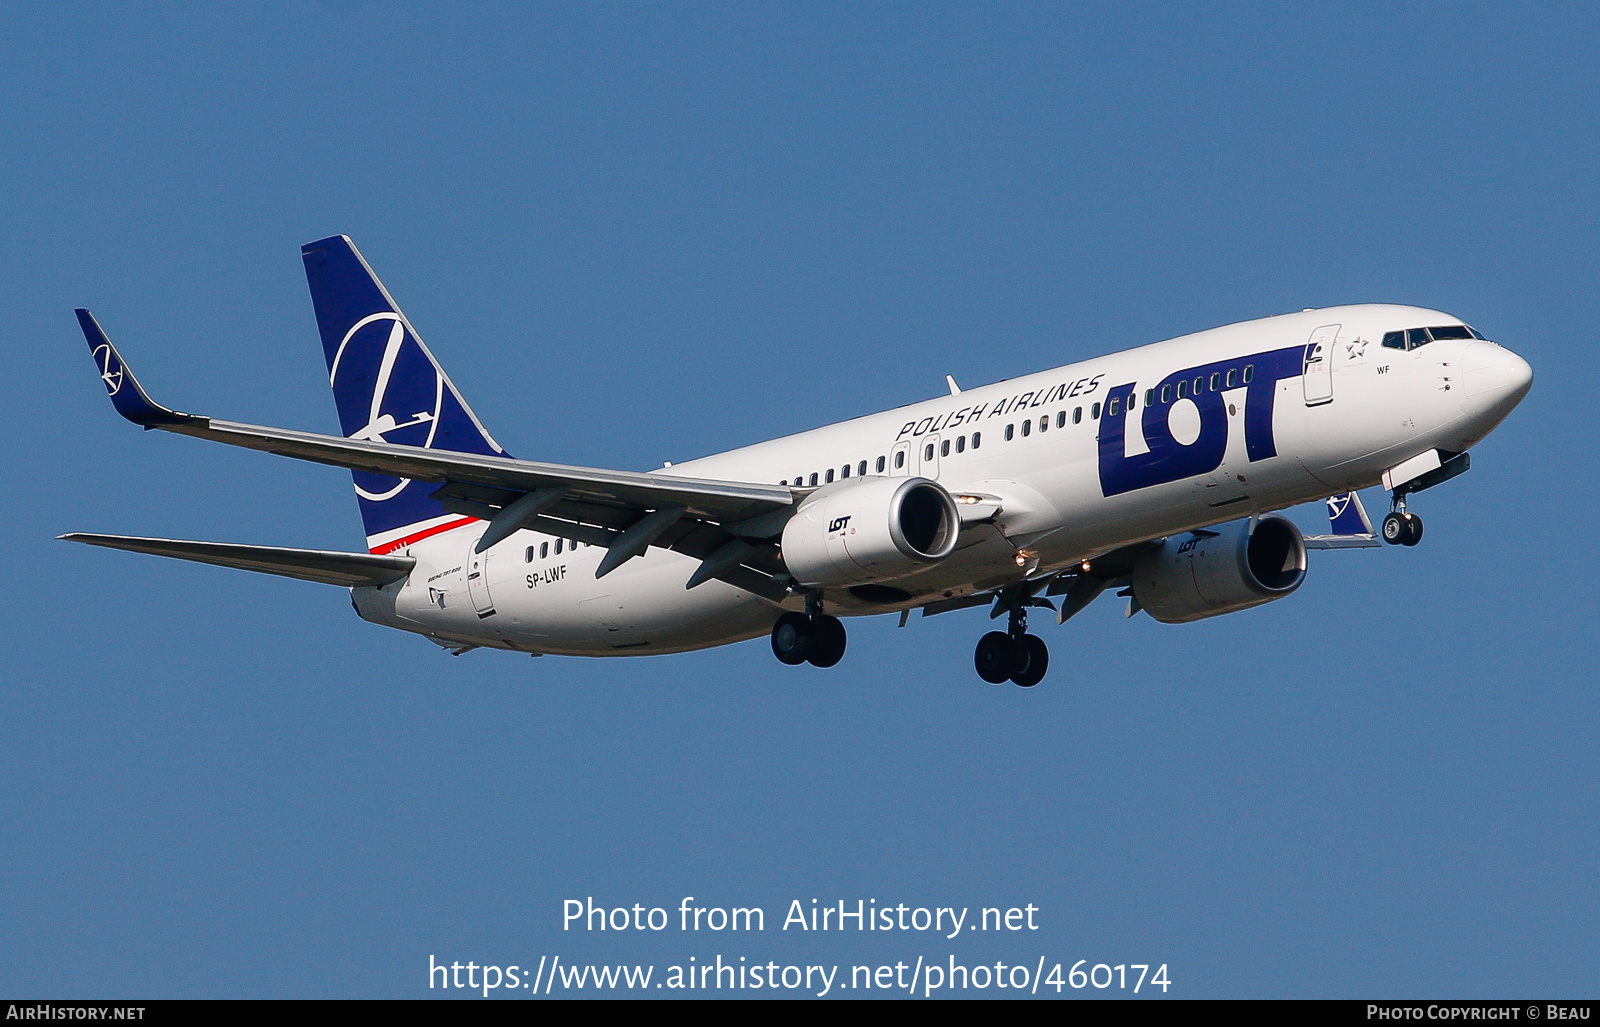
<box><xmin>1344</xmin><ymin>338</ymin><xmax>1369</xmax><ymax>360</ymax></box>
<box><xmin>93</xmin><ymin>343</ymin><xmax>123</xmax><ymax>396</ymax></box>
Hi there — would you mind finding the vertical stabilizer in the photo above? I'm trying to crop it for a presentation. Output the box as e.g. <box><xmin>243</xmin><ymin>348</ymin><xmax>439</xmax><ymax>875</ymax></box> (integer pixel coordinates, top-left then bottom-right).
<box><xmin>301</xmin><ymin>235</ymin><xmax>507</xmax><ymax>552</ymax></box>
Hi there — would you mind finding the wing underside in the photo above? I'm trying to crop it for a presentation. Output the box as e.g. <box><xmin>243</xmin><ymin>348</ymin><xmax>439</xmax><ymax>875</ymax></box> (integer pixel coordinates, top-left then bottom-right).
<box><xmin>59</xmin><ymin>534</ymin><xmax>417</xmax><ymax>588</ymax></box>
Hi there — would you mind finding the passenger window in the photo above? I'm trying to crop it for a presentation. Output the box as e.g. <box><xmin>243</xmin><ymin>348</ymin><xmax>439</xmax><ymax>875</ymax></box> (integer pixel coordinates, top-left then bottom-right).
<box><xmin>540</xmin><ymin>542</ymin><xmax>549</xmax><ymax>559</ymax></box>
<box><xmin>1056</xmin><ymin>411</ymin><xmax>1066</xmax><ymax>428</ymax></box>
<box><xmin>1092</xmin><ymin>402</ymin><xmax>1101</xmax><ymax>419</ymax></box>
<box><xmin>1177</xmin><ymin>380</ymin><xmax>1188</xmax><ymax>399</ymax></box>
<box><xmin>972</xmin><ymin>431</ymin><xmax>981</xmax><ymax>449</ymax></box>
<box><xmin>1144</xmin><ymin>389</ymin><xmax>1154</xmax><ymax>406</ymax></box>
<box><xmin>1128</xmin><ymin>392</ymin><xmax>1136</xmax><ymax>410</ymax></box>
<box><xmin>840</xmin><ymin>464</ymin><xmax>850</xmax><ymax>479</ymax></box>
<box><xmin>1193</xmin><ymin>377</ymin><xmax>1204</xmax><ymax>394</ymax></box>
<box><xmin>555</xmin><ymin>538</ymin><xmax>563</xmax><ymax>555</ymax></box>
<box><xmin>941</xmin><ymin>439</ymin><xmax>950</xmax><ymax>456</ymax></box>
<box><xmin>526</xmin><ymin>546</ymin><xmax>535</xmax><ymax>563</ymax></box>
<box><xmin>1209</xmin><ymin>372</ymin><xmax>1220</xmax><ymax>391</ymax></box>
<box><xmin>859</xmin><ymin>460</ymin><xmax>868</xmax><ymax>476</ymax></box>
<box><xmin>1406</xmin><ymin>328</ymin><xmax>1431</xmax><ymax>349</ymax></box>
<box><xmin>1160</xmin><ymin>385</ymin><xmax>1171</xmax><ymax>403</ymax></box>
<box><xmin>1073</xmin><ymin>407</ymin><xmax>1082</xmax><ymax>424</ymax></box>
<box><xmin>1242</xmin><ymin>365</ymin><xmax>1254</xmax><ymax>383</ymax></box>
<box><xmin>956</xmin><ymin>435</ymin><xmax>965</xmax><ymax>453</ymax></box>
<box><xmin>1107</xmin><ymin>396</ymin><xmax>1119</xmax><ymax>416</ymax></box>
<box><xmin>1225</xmin><ymin>369</ymin><xmax>1237</xmax><ymax>388</ymax></box>
<box><xmin>1021</xmin><ymin>420</ymin><xmax>1031</xmax><ymax>437</ymax></box>
<box><xmin>894</xmin><ymin>451</ymin><xmax>905</xmax><ymax>468</ymax></box>
<box><xmin>825</xmin><ymin>468</ymin><xmax>834</xmax><ymax>483</ymax></box>
<box><xmin>877</xmin><ymin>456</ymin><xmax>887</xmax><ymax>472</ymax></box>
<box><xmin>1005</xmin><ymin>424</ymin><xmax>1015</xmax><ymax>441</ymax></box>
<box><xmin>809</xmin><ymin>473</ymin><xmax>818</xmax><ymax>486</ymax></box>
<box><xmin>1034</xmin><ymin>416</ymin><xmax>1044</xmax><ymax>433</ymax></box>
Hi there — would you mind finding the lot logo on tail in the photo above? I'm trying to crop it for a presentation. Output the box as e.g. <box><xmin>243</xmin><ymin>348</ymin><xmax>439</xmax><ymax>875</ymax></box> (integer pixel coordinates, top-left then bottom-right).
<box><xmin>329</xmin><ymin>312</ymin><xmax>446</xmax><ymax>502</ymax></box>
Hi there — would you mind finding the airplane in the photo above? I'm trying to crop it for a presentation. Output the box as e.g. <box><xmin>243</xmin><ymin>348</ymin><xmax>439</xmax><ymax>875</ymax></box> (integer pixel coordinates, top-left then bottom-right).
<box><xmin>62</xmin><ymin>235</ymin><xmax>1533</xmax><ymax>686</ymax></box>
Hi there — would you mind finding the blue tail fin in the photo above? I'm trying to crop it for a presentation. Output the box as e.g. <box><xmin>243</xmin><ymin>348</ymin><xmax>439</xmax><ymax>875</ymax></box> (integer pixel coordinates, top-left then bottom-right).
<box><xmin>301</xmin><ymin>235</ymin><xmax>507</xmax><ymax>551</ymax></box>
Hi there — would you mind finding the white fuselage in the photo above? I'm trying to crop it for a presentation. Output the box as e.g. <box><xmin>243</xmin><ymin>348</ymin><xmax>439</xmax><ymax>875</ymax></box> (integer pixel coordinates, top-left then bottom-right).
<box><xmin>352</xmin><ymin>304</ymin><xmax>1531</xmax><ymax>656</ymax></box>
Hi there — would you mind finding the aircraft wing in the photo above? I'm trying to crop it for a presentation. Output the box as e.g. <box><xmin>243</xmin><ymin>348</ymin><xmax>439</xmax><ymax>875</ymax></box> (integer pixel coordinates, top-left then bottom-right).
<box><xmin>59</xmin><ymin>534</ymin><xmax>416</xmax><ymax>588</ymax></box>
<box><xmin>75</xmin><ymin>310</ymin><xmax>796</xmax><ymax>599</ymax></box>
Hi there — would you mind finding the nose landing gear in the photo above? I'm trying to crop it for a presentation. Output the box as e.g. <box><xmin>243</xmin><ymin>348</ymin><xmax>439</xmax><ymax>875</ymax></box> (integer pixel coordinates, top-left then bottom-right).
<box><xmin>770</xmin><ymin>594</ymin><xmax>848</xmax><ymax>668</ymax></box>
<box><xmin>1382</xmin><ymin>496</ymin><xmax>1424</xmax><ymax>547</ymax></box>
<box><xmin>974</xmin><ymin>599</ymin><xmax>1049</xmax><ymax>687</ymax></box>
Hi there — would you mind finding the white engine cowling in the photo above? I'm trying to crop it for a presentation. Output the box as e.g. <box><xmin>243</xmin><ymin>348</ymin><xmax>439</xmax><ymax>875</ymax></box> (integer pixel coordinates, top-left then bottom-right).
<box><xmin>780</xmin><ymin>476</ymin><xmax>961</xmax><ymax>588</ymax></box>
<box><xmin>1131</xmin><ymin>515</ymin><xmax>1307</xmax><ymax>624</ymax></box>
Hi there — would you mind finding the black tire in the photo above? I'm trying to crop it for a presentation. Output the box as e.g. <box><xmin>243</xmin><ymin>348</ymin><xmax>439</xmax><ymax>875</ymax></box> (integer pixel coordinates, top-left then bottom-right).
<box><xmin>1402</xmin><ymin>513</ymin><xmax>1424</xmax><ymax>547</ymax></box>
<box><xmin>808</xmin><ymin>615</ymin><xmax>848</xmax><ymax>668</ymax></box>
<box><xmin>1382</xmin><ymin>512</ymin><xmax>1406</xmax><ymax>545</ymax></box>
<box><xmin>771</xmin><ymin>612</ymin><xmax>814</xmax><ymax>665</ymax></box>
<box><xmin>1011</xmin><ymin>634</ymin><xmax>1049</xmax><ymax>687</ymax></box>
<box><xmin>975</xmin><ymin>631</ymin><xmax>1015</xmax><ymax>684</ymax></box>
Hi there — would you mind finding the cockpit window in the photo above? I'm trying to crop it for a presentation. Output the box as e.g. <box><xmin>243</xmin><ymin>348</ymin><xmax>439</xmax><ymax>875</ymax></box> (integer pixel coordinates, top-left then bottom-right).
<box><xmin>1390</xmin><ymin>324</ymin><xmax>1479</xmax><ymax>350</ymax></box>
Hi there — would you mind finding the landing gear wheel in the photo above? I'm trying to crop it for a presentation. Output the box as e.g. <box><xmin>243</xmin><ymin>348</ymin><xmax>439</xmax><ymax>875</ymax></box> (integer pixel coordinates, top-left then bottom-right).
<box><xmin>1010</xmin><ymin>634</ymin><xmax>1049</xmax><ymax>688</ymax></box>
<box><xmin>975</xmin><ymin>631</ymin><xmax>1015</xmax><ymax>684</ymax></box>
<box><xmin>807</xmin><ymin>615</ymin><xmax>847</xmax><ymax>668</ymax></box>
<box><xmin>771</xmin><ymin>612</ymin><xmax>814</xmax><ymax>665</ymax></box>
<box><xmin>1382</xmin><ymin>512</ymin><xmax>1407</xmax><ymax>545</ymax></box>
<box><xmin>1401</xmin><ymin>513</ymin><xmax>1424</xmax><ymax>547</ymax></box>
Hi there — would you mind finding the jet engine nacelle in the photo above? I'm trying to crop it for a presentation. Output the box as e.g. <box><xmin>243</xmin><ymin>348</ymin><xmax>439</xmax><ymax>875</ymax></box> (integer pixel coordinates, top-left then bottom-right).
<box><xmin>781</xmin><ymin>476</ymin><xmax>961</xmax><ymax>588</ymax></box>
<box><xmin>1131</xmin><ymin>515</ymin><xmax>1307</xmax><ymax>624</ymax></box>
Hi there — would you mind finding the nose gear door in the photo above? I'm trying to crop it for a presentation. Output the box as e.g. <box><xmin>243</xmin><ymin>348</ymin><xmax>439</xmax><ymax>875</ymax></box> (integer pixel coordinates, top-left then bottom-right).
<box><xmin>1303</xmin><ymin>324</ymin><xmax>1339</xmax><ymax>405</ymax></box>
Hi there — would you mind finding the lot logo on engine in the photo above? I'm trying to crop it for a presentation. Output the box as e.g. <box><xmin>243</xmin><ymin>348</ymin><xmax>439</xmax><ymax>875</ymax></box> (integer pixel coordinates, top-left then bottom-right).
<box><xmin>828</xmin><ymin>516</ymin><xmax>852</xmax><ymax>533</ymax></box>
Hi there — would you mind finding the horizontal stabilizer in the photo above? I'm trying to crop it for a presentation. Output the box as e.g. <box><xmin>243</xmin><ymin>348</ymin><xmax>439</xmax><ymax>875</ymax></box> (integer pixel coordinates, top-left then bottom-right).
<box><xmin>58</xmin><ymin>534</ymin><xmax>415</xmax><ymax>588</ymax></box>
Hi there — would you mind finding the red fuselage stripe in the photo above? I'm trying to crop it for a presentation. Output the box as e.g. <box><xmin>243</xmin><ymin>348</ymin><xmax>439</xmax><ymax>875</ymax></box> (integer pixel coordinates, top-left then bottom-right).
<box><xmin>369</xmin><ymin>516</ymin><xmax>479</xmax><ymax>555</ymax></box>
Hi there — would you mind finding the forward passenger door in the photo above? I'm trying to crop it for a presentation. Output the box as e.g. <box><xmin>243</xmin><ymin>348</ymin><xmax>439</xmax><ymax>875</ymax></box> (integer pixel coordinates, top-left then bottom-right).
<box><xmin>1303</xmin><ymin>324</ymin><xmax>1339</xmax><ymax>405</ymax></box>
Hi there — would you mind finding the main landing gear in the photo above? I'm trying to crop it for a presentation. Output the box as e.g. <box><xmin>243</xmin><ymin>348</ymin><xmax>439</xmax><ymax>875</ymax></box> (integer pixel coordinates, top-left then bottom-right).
<box><xmin>974</xmin><ymin>603</ymin><xmax>1049</xmax><ymax>687</ymax></box>
<box><xmin>1382</xmin><ymin>495</ymin><xmax>1424</xmax><ymax>547</ymax></box>
<box><xmin>771</xmin><ymin>594</ymin><xmax>847</xmax><ymax>668</ymax></box>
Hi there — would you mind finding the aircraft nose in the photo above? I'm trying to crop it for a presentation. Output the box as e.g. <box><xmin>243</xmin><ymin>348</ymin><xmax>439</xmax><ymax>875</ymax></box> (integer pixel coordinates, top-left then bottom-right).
<box><xmin>1460</xmin><ymin>342</ymin><xmax>1533</xmax><ymax>421</ymax></box>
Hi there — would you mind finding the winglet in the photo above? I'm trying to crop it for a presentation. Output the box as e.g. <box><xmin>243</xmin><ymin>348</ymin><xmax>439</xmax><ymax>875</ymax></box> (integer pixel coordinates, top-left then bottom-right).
<box><xmin>74</xmin><ymin>309</ymin><xmax>203</xmax><ymax>428</ymax></box>
<box><xmin>1327</xmin><ymin>491</ymin><xmax>1374</xmax><ymax>536</ymax></box>
<box><xmin>1302</xmin><ymin>491</ymin><xmax>1380</xmax><ymax>549</ymax></box>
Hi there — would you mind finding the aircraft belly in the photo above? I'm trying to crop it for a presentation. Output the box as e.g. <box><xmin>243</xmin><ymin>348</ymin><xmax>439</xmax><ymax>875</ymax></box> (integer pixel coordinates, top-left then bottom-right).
<box><xmin>490</xmin><ymin>544</ymin><xmax>778</xmax><ymax>656</ymax></box>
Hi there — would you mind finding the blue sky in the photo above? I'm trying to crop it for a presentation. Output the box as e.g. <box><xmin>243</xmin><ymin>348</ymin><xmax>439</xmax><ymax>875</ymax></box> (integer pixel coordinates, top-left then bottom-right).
<box><xmin>2</xmin><ymin>2</ymin><xmax>1595</xmax><ymax>998</ymax></box>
